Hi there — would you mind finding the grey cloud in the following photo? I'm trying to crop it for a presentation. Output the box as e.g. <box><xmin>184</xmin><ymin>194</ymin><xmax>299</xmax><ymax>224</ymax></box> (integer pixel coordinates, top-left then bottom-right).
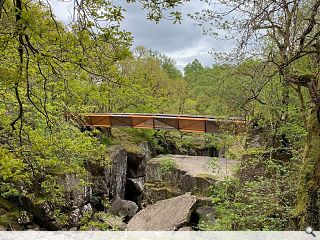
<box><xmin>49</xmin><ymin>0</ymin><xmax>235</xmax><ymax>70</ymax></box>
<box><xmin>121</xmin><ymin>1</ymin><xmax>205</xmax><ymax>52</ymax></box>
<box><xmin>120</xmin><ymin>1</ymin><xmax>234</xmax><ymax>70</ymax></box>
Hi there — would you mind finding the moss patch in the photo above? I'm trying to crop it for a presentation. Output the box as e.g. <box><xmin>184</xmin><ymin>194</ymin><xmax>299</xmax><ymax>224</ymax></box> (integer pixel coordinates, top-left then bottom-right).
<box><xmin>196</xmin><ymin>173</ymin><xmax>217</xmax><ymax>180</ymax></box>
<box><xmin>145</xmin><ymin>182</ymin><xmax>178</xmax><ymax>193</ymax></box>
<box><xmin>0</xmin><ymin>197</ymin><xmax>15</xmax><ymax>210</ymax></box>
<box><xmin>297</xmin><ymin>106</ymin><xmax>320</xmax><ymax>227</ymax></box>
<box><xmin>0</xmin><ymin>210</ymin><xmax>21</xmax><ymax>226</ymax></box>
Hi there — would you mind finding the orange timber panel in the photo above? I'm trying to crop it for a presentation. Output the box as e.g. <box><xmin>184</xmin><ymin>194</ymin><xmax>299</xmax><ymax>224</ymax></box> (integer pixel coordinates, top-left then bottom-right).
<box><xmin>131</xmin><ymin>116</ymin><xmax>154</xmax><ymax>129</ymax></box>
<box><xmin>110</xmin><ymin>116</ymin><xmax>132</xmax><ymax>127</ymax></box>
<box><xmin>205</xmin><ymin>120</ymin><xmax>220</xmax><ymax>133</ymax></box>
<box><xmin>86</xmin><ymin>115</ymin><xmax>111</xmax><ymax>127</ymax></box>
<box><xmin>178</xmin><ymin>118</ymin><xmax>205</xmax><ymax>132</ymax></box>
<box><xmin>154</xmin><ymin>118</ymin><xmax>178</xmax><ymax>129</ymax></box>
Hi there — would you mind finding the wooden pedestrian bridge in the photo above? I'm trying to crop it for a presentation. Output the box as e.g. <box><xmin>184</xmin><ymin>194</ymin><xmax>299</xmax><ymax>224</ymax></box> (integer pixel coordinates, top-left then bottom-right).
<box><xmin>72</xmin><ymin>113</ymin><xmax>247</xmax><ymax>134</ymax></box>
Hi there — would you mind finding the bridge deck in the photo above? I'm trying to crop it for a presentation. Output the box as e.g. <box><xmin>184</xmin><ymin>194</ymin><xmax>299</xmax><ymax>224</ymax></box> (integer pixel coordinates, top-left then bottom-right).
<box><xmin>78</xmin><ymin>113</ymin><xmax>246</xmax><ymax>133</ymax></box>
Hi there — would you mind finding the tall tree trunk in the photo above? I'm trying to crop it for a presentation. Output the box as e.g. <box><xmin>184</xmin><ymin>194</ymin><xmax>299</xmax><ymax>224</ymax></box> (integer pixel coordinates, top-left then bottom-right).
<box><xmin>297</xmin><ymin>105</ymin><xmax>320</xmax><ymax>229</ymax></box>
<box><xmin>0</xmin><ymin>0</ymin><xmax>5</xmax><ymax>18</ymax></box>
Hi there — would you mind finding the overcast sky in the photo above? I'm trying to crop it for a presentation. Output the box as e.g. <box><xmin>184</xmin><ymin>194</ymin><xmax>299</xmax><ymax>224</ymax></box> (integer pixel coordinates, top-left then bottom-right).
<box><xmin>49</xmin><ymin>0</ymin><xmax>234</xmax><ymax>71</ymax></box>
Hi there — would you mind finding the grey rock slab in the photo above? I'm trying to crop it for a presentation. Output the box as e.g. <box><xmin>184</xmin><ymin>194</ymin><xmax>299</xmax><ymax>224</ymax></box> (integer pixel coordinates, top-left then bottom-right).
<box><xmin>148</xmin><ymin>155</ymin><xmax>238</xmax><ymax>181</ymax></box>
<box><xmin>127</xmin><ymin>194</ymin><xmax>197</xmax><ymax>231</ymax></box>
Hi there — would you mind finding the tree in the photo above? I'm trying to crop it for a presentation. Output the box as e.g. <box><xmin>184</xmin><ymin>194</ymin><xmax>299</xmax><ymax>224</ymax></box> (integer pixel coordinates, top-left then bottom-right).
<box><xmin>0</xmin><ymin>0</ymin><xmax>132</xmax><ymax>210</ymax></box>
<box><xmin>118</xmin><ymin>46</ymin><xmax>188</xmax><ymax>114</ymax></box>
<box><xmin>192</xmin><ymin>0</ymin><xmax>320</xmax><ymax>228</ymax></box>
<box><xmin>184</xmin><ymin>59</ymin><xmax>204</xmax><ymax>75</ymax></box>
<box><xmin>0</xmin><ymin>0</ymin><xmax>132</xmax><ymax>135</ymax></box>
<box><xmin>148</xmin><ymin>49</ymin><xmax>183</xmax><ymax>79</ymax></box>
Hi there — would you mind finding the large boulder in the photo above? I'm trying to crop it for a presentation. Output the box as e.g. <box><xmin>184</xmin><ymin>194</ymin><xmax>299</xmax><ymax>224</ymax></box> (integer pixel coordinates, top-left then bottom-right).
<box><xmin>109</xmin><ymin>197</ymin><xmax>138</xmax><ymax>219</ymax></box>
<box><xmin>127</xmin><ymin>194</ymin><xmax>197</xmax><ymax>231</ymax></box>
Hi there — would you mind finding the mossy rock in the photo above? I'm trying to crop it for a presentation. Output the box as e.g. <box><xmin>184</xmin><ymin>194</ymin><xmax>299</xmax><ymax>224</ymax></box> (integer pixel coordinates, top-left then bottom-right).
<box><xmin>122</xmin><ymin>143</ymin><xmax>145</xmax><ymax>155</ymax></box>
<box><xmin>145</xmin><ymin>182</ymin><xmax>180</xmax><ymax>191</ymax></box>
<box><xmin>0</xmin><ymin>197</ymin><xmax>15</xmax><ymax>210</ymax></box>
<box><xmin>144</xmin><ymin>182</ymin><xmax>183</xmax><ymax>204</ymax></box>
<box><xmin>0</xmin><ymin>211</ymin><xmax>21</xmax><ymax>226</ymax></box>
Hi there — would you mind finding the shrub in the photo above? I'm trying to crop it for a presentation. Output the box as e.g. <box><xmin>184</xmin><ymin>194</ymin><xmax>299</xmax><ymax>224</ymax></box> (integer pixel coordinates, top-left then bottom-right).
<box><xmin>160</xmin><ymin>157</ymin><xmax>177</xmax><ymax>173</ymax></box>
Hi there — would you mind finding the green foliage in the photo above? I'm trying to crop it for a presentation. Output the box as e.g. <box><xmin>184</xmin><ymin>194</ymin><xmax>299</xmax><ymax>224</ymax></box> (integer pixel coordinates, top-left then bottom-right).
<box><xmin>184</xmin><ymin>59</ymin><xmax>204</xmax><ymax>75</ymax></box>
<box><xmin>160</xmin><ymin>157</ymin><xmax>178</xmax><ymax>173</ymax></box>
<box><xmin>79</xmin><ymin>211</ymin><xmax>93</xmax><ymax>226</ymax></box>
<box><xmin>199</xmin><ymin>150</ymin><xmax>299</xmax><ymax>231</ymax></box>
<box><xmin>0</xmin><ymin>121</ymin><xmax>107</xmax><ymax>207</ymax></box>
<box><xmin>223</xmin><ymin>136</ymin><xmax>246</xmax><ymax>160</ymax></box>
<box><xmin>80</xmin><ymin>212</ymin><xmax>119</xmax><ymax>231</ymax></box>
<box><xmin>53</xmin><ymin>209</ymin><xmax>69</xmax><ymax>226</ymax></box>
<box><xmin>0</xmin><ymin>210</ymin><xmax>21</xmax><ymax>226</ymax></box>
<box><xmin>201</xmin><ymin>177</ymin><xmax>295</xmax><ymax>230</ymax></box>
<box><xmin>126</xmin><ymin>0</ymin><xmax>186</xmax><ymax>23</ymax></box>
<box><xmin>208</xmin><ymin>157</ymin><xmax>220</xmax><ymax>172</ymax></box>
<box><xmin>148</xmin><ymin>49</ymin><xmax>183</xmax><ymax>79</ymax></box>
<box><xmin>0</xmin><ymin>147</ymin><xmax>30</xmax><ymax>197</ymax></box>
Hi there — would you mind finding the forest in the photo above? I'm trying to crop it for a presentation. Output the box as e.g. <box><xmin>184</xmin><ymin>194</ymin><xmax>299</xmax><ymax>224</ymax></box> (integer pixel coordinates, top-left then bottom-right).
<box><xmin>0</xmin><ymin>0</ymin><xmax>320</xmax><ymax>232</ymax></box>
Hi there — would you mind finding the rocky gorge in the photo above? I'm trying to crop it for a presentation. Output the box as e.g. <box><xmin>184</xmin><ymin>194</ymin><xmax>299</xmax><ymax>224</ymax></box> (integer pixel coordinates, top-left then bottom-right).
<box><xmin>0</xmin><ymin>131</ymin><xmax>238</xmax><ymax>231</ymax></box>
